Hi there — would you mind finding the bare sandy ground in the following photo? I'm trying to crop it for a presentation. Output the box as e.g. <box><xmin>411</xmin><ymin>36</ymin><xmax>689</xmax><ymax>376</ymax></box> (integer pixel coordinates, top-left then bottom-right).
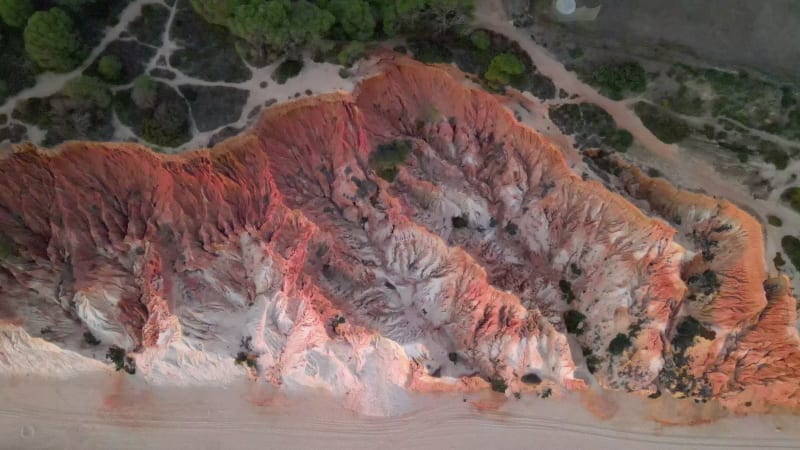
<box><xmin>1</xmin><ymin>374</ymin><xmax>798</xmax><ymax>450</ymax></box>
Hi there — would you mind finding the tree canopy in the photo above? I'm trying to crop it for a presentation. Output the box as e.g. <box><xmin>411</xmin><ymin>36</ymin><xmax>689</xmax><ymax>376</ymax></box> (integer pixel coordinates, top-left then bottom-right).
<box><xmin>190</xmin><ymin>0</ymin><xmax>475</xmax><ymax>57</ymax></box>
<box><xmin>23</xmin><ymin>8</ymin><xmax>84</xmax><ymax>72</ymax></box>
<box><xmin>0</xmin><ymin>0</ymin><xmax>33</xmax><ymax>28</ymax></box>
<box><xmin>484</xmin><ymin>53</ymin><xmax>525</xmax><ymax>86</ymax></box>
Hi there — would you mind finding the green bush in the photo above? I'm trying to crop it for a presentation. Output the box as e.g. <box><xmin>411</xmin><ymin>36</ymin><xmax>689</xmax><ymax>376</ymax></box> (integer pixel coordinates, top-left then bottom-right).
<box><xmin>131</xmin><ymin>75</ymin><xmax>157</xmax><ymax>109</ymax></box>
<box><xmin>608</xmin><ymin>333</ymin><xmax>631</xmax><ymax>355</ymax></box>
<box><xmin>272</xmin><ymin>58</ymin><xmax>303</xmax><ymax>84</ymax></box>
<box><xmin>0</xmin><ymin>0</ymin><xmax>32</xmax><ymax>28</ymax></box>
<box><xmin>141</xmin><ymin>101</ymin><xmax>189</xmax><ymax>147</ymax></box>
<box><xmin>24</xmin><ymin>8</ymin><xmax>84</xmax><ymax>72</ymax></box>
<box><xmin>564</xmin><ymin>310</ymin><xmax>586</xmax><ymax>335</ymax></box>
<box><xmin>469</xmin><ymin>29</ymin><xmax>490</xmax><ymax>51</ymax></box>
<box><xmin>326</xmin><ymin>0</ymin><xmax>374</xmax><ymax>41</ymax></box>
<box><xmin>781</xmin><ymin>235</ymin><xmax>800</xmax><ymax>270</ymax></box>
<box><xmin>62</xmin><ymin>75</ymin><xmax>112</xmax><ymax>108</ymax></box>
<box><xmin>780</xmin><ymin>187</ymin><xmax>800</xmax><ymax>213</ymax></box>
<box><xmin>633</xmin><ymin>101</ymin><xmax>690</xmax><ymax>144</ymax></box>
<box><xmin>591</xmin><ymin>62</ymin><xmax>647</xmax><ymax>100</ymax></box>
<box><xmin>337</xmin><ymin>41</ymin><xmax>365</xmax><ymax>67</ymax></box>
<box><xmin>0</xmin><ymin>232</ymin><xmax>17</xmax><ymax>260</ymax></box>
<box><xmin>607</xmin><ymin>129</ymin><xmax>633</xmax><ymax>152</ymax></box>
<box><xmin>106</xmin><ymin>345</ymin><xmax>136</xmax><ymax>374</ymax></box>
<box><xmin>484</xmin><ymin>53</ymin><xmax>525</xmax><ymax>87</ymax></box>
<box><xmin>97</xmin><ymin>55</ymin><xmax>122</xmax><ymax>82</ymax></box>
<box><xmin>767</xmin><ymin>215</ymin><xmax>783</xmax><ymax>227</ymax></box>
<box><xmin>369</xmin><ymin>139</ymin><xmax>412</xmax><ymax>182</ymax></box>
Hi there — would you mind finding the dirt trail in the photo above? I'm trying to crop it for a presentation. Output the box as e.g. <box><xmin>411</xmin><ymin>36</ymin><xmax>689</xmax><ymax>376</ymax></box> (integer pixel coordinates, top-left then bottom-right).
<box><xmin>475</xmin><ymin>0</ymin><xmax>800</xmax><ymax>275</ymax></box>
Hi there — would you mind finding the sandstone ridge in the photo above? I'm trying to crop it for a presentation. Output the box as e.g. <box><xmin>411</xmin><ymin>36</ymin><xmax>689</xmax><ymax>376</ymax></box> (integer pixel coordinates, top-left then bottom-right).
<box><xmin>0</xmin><ymin>57</ymin><xmax>797</xmax><ymax>416</ymax></box>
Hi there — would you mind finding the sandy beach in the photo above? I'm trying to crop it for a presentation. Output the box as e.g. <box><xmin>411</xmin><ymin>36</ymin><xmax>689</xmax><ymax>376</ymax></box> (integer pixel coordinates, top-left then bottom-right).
<box><xmin>1</xmin><ymin>373</ymin><xmax>797</xmax><ymax>450</ymax></box>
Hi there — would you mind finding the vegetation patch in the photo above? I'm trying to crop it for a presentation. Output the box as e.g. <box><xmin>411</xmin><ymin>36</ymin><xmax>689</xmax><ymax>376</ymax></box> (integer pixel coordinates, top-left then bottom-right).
<box><xmin>272</xmin><ymin>58</ymin><xmax>304</xmax><ymax>84</ymax></box>
<box><xmin>408</xmin><ymin>28</ymin><xmax>555</xmax><ymax>100</ymax></box>
<box><xmin>484</xmin><ymin>53</ymin><xmax>525</xmax><ymax>89</ymax></box>
<box><xmin>114</xmin><ymin>77</ymin><xmax>191</xmax><ymax>148</ymax></box>
<box><xmin>558</xmin><ymin>279</ymin><xmax>575</xmax><ymax>303</ymax></box>
<box><xmin>686</xmin><ymin>270</ymin><xmax>720</xmax><ymax>298</ymax></box>
<box><xmin>489</xmin><ymin>376</ymin><xmax>507</xmax><ymax>393</ymax></box>
<box><xmin>549</xmin><ymin>103</ymin><xmax>633</xmax><ymax>152</ymax></box>
<box><xmin>83</xmin><ymin>331</ymin><xmax>101</xmax><ymax>346</ymax></box>
<box><xmin>563</xmin><ymin>310</ymin><xmax>586</xmax><ymax>335</ymax></box>
<box><xmin>0</xmin><ymin>233</ymin><xmax>17</xmax><ymax>260</ymax></box>
<box><xmin>451</xmin><ymin>215</ymin><xmax>469</xmax><ymax>229</ymax></box>
<box><xmin>608</xmin><ymin>333</ymin><xmax>631</xmax><ymax>355</ymax></box>
<box><xmin>781</xmin><ymin>236</ymin><xmax>800</xmax><ymax>270</ymax></box>
<box><xmin>589</xmin><ymin>61</ymin><xmax>647</xmax><ymax>100</ymax></box>
<box><xmin>767</xmin><ymin>215</ymin><xmax>783</xmax><ymax>227</ymax></box>
<box><xmin>521</xmin><ymin>373</ymin><xmax>541</xmax><ymax>384</ymax></box>
<box><xmin>106</xmin><ymin>345</ymin><xmax>136</xmax><ymax>374</ymax></box>
<box><xmin>780</xmin><ymin>187</ymin><xmax>800</xmax><ymax>214</ymax></box>
<box><xmin>633</xmin><ymin>101</ymin><xmax>690</xmax><ymax>144</ymax></box>
<box><xmin>12</xmin><ymin>75</ymin><xmax>115</xmax><ymax>145</ymax></box>
<box><xmin>369</xmin><ymin>139</ymin><xmax>412</xmax><ymax>182</ymax></box>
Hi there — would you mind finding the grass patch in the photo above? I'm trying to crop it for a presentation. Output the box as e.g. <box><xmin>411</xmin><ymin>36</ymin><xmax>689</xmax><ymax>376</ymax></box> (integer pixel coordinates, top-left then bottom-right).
<box><xmin>633</xmin><ymin>101</ymin><xmax>690</xmax><ymax>144</ymax></box>
<box><xmin>767</xmin><ymin>215</ymin><xmax>783</xmax><ymax>227</ymax></box>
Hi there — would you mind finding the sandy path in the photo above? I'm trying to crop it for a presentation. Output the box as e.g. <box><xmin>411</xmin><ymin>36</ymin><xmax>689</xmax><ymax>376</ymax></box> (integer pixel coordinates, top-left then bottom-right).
<box><xmin>1</xmin><ymin>374</ymin><xmax>797</xmax><ymax>449</ymax></box>
<box><xmin>475</xmin><ymin>0</ymin><xmax>800</xmax><ymax>279</ymax></box>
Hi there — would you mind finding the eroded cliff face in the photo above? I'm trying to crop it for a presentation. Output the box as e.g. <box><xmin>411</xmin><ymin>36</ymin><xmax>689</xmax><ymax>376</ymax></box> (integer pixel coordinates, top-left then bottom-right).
<box><xmin>0</xmin><ymin>57</ymin><xmax>797</xmax><ymax>416</ymax></box>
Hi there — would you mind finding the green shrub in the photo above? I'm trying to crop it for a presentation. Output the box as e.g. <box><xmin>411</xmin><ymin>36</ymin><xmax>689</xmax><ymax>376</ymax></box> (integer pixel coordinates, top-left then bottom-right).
<box><xmin>62</xmin><ymin>75</ymin><xmax>112</xmax><ymax>108</ymax></box>
<box><xmin>591</xmin><ymin>62</ymin><xmax>647</xmax><ymax>100</ymax></box>
<box><xmin>0</xmin><ymin>232</ymin><xmax>16</xmax><ymax>260</ymax></box>
<box><xmin>337</xmin><ymin>41</ymin><xmax>365</xmax><ymax>67</ymax></box>
<box><xmin>0</xmin><ymin>0</ymin><xmax>32</xmax><ymax>28</ymax></box>
<box><xmin>780</xmin><ymin>187</ymin><xmax>800</xmax><ymax>213</ymax></box>
<box><xmin>504</xmin><ymin>221</ymin><xmax>518</xmax><ymax>235</ymax></box>
<box><xmin>272</xmin><ymin>58</ymin><xmax>303</xmax><ymax>84</ymax></box>
<box><xmin>469</xmin><ymin>30</ymin><xmax>490</xmax><ymax>51</ymax></box>
<box><xmin>633</xmin><ymin>101</ymin><xmax>690</xmax><ymax>144</ymax></box>
<box><xmin>131</xmin><ymin>75</ymin><xmax>157</xmax><ymax>109</ymax></box>
<box><xmin>489</xmin><ymin>376</ymin><xmax>507</xmax><ymax>393</ymax></box>
<box><xmin>558</xmin><ymin>279</ymin><xmax>575</xmax><ymax>303</ymax></box>
<box><xmin>564</xmin><ymin>310</ymin><xmax>586</xmax><ymax>335</ymax></box>
<box><xmin>781</xmin><ymin>235</ymin><xmax>800</xmax><ymax>270</ymax></box>
<box><xmin>97</xmin><ymin>55</ymin><xmax>122</xmax><ymax>82</ymax></box>
<box><xmin>767</xmin><ymin>215</ymin><xmax>783</xmax><ymax>227</ymax></box>
<box><xmin>326</xmin><ymin>0</ymin><xmax>374</xmax><ymax>41</ymax></box>
<box><xmin>484</xmin><ymin>53</ymin><xmax>525</xmax><ymax>87</ymax></box>
<box><xmin>24</xmin><ymin>8</ymin><xmax>84</xmax><ymax>72</ymax></box>
<box><xmin>607</xmin><ymin>129</ymin><xmax>633</xmax><ymax>152</ymax></box>
<box><xmin>141</xmin><ymin>101</ymin><xmax>189</xmax><ymax>147</ymax></box>
<box><xmin>608</xmin><ymin>333</ymin><xmax>631</xmax><ymax>355</ymax></box>
<box><xmin>369</xmin><ymin>139</ymin><xmax>412</xmax><ymax>182</ymax></box>
<box><xmin>106</xmin><ymin>345</ymin><xmax>136</xmax><ymax>374</ymax></box>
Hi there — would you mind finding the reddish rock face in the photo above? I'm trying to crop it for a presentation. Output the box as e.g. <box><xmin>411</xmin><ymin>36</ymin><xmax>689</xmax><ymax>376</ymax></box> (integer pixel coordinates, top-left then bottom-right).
<box><xmin>0</xmin><ymin>57</ymin><xmax>797</xmax><ymax>416</ymax></box>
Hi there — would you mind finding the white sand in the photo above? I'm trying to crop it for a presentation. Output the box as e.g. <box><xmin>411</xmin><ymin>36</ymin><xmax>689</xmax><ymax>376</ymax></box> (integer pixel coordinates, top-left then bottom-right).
<box><xmin>1</xmin><ymin>374</ymin><xmax>797</xmax><ymax>449</ymax></box>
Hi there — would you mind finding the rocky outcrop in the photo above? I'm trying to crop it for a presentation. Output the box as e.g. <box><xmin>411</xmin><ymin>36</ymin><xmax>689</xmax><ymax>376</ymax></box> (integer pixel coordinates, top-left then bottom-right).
<box><xmin>0</xmin><ymin>57</ymin><xmax>797</xmax><ymax>416</ymax></box>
